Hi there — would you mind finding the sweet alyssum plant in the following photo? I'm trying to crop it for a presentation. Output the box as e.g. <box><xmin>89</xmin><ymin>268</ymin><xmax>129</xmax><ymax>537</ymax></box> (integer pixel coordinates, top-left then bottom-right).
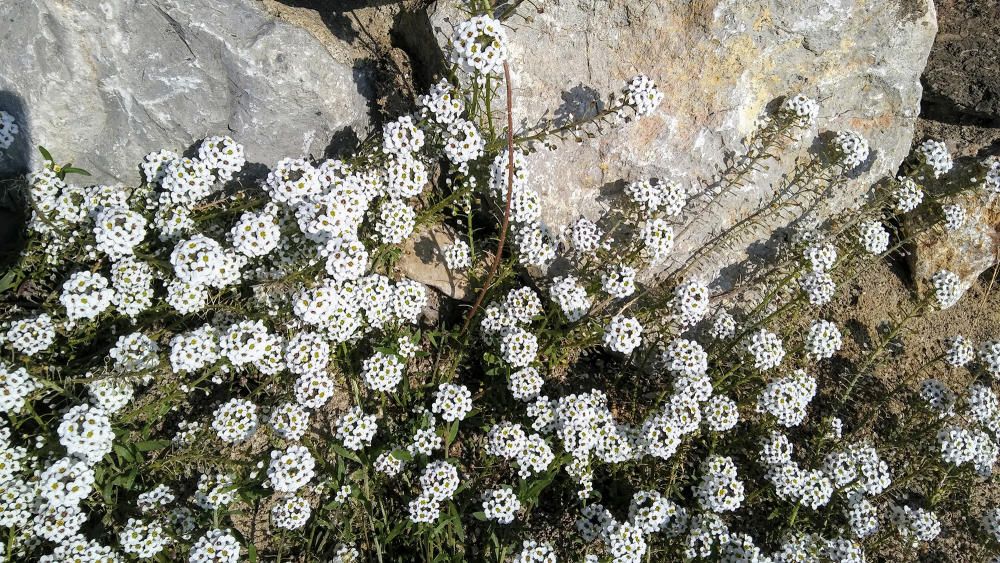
<box><xmin>2</xmin><ymin>2</ymin><xmax>1000</xmax><ymax>562</ymax></box>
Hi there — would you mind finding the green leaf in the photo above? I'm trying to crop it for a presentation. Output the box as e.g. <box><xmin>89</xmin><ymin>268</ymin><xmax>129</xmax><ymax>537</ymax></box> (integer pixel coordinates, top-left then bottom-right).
<box><xmin>247</xmin><ymin>543</ymin><xmax>257</xmax><ymax>563</ymax></box>
<box><xmin>0</xmin><ymin>269</ymin><xmax>22</xmax><ymax>295</ymax></box>
<box><xmin>134</xmin><ymin>439</ymin><xmax>172</xmax><ymax>452</ymax></box>
<box><xmin>61</xmin><ymin>166</ymin><xmax>92</xmax><ymax>177</ymax></box>
<box><xmin>331</xmin><ymin>443</ymin><xmax>361</xmax><ymax>463</ymax></box>
<box><xmin>113</xmin><ymin>443</ymin><xmax>134</xmax><ymax>463</ymax></box>
<box><xmin>433</xmin><ymin>514</ymin><xmax>460</xmax><ymax>535</ymax></box>
<box><xmin>391</xmin><ymin>449</ymin><xmax>413</xmax><ymax>462</ymax></box>
<box><xmin>37</xmin><ymin>145</ymin><xmax>53</xmax><ymax>162</ymax></box>
<box><xmin>386</xmin><ymin>520</ymin><xmax>407</xmax><ymax>543</ymax></box>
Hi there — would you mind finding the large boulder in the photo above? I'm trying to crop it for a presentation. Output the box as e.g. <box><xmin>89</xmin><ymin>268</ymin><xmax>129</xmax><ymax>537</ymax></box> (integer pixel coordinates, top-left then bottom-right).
<box><xmin>0</xmin><ymin>0</ymin><xmax>371</xmax><ymax>183</ymax></box>
<box><xmin>425</xmin><ymin>0</ymin><xmax>937</xmax><ymax>279</ymax></box>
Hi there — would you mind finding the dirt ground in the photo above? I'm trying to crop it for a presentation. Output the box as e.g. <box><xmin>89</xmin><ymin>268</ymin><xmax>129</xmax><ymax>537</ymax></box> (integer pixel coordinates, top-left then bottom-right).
<box><xmin>823</xmin><ymin>254</ymin><xmax>1000</xmax><ymax>561</ymax></box>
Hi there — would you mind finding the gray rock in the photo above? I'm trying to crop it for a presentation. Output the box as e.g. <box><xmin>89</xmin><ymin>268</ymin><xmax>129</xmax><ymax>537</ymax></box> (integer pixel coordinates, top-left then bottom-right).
<box><xmin>0</xmin><ymin>0</ymin><xmax>371</xmax><ymax>183</ymax></box>
<box><xmin>398</xmin><ymin>224</ymin><xmax>473</xmax><ymax>301</ymax></box>
<box><xmin>908</xmin><ymin>187</ymin><xmax>999</xmax><ymax>298</ymax></box>
<box><xmin>425</xmin><ymin>0</ymin><xmax>937</xmax><ymax>281</ymax></box>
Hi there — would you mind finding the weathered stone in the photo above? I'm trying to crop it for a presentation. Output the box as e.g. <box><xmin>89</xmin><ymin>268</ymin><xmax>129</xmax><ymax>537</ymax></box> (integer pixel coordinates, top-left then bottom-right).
<box><xmin>424</xmin><ymin>0</ymin><xmax>937</xmax><ymax>281</ymax></box>
<box><xmin>909</xmin><ymin>188</ymin><xmax>1000</xmax><ymax>297</ymax></box>
<box><xmin>398</xmin><ymin>223</ymin><xmax>472</xmax><ymax>301</ymax></box>
<box><xmin>0</xmin><ymin>0</ymin><xmax>371</xmax><ymax>183</ymax></box>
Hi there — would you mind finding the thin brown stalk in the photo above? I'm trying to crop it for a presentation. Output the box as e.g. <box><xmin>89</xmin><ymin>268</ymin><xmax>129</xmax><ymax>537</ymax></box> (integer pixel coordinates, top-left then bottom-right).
<box><xmin>463</xmin><ymin>60</ymin><xmax>516</xmax><ymax>332</ymax></box>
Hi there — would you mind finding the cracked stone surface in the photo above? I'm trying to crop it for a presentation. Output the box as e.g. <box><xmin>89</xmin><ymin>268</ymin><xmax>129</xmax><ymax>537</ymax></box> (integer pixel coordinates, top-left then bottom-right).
<box><xmin>424</xmin><ymin>0</ymin><xmax>938</xmax><ymax>281</ymax></box>
<box><xmin>0</xmin><ymin>0</ymin><xmax>371</xmax><ymax>183</ymax></box>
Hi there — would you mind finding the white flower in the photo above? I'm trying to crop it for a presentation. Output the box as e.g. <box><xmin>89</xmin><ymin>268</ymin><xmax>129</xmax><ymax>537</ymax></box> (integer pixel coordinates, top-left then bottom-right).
<box><xmin>6</xmin><ymin>313</ymin><xmax>56</xmax><ymax>356</ymax></box>
<box><xmin>893</xmin><ymin>177</ymin><xmax>924</xmax><ymax>213</ymax></box>
<box><xmin>673</xmin><ymin>279</ymin><xmax>710</xmax><ymax>326</ymax></box>
<box><xmin>189</xmin><ymin>529</ymin><xmax>240</xmax><ymax>563</ymax></box>
<box><xmin>604</xmin><ymin>314</ymin><xmax>643</xmax><ymax>355</ymax></box>
<box><xmin>550</xmin><ymin>275</ymin><xmax>591</xmax><ymax>322</ymax></box>
<box><xmin>419</xmin><ymin>460</ymin><xmax>460</xmax><ymax>501</ymax></box>
<box><xmin>757</xmin><ymin>369</ymin><xmax>816</xmax><ymax>427</ymax></box>
<box><xmin>450</xmin><ymin>16</ymin><xmax>508</xmax><ymax>76</ymax></box>
<box><xmin>385</xmin><ymin>156</ymin><xmax>428</xmax><ymax>198</ymax></box>
<box><xmin>662</xmin><ymin>338</ymin><xmax>708</xmax><ymax>377</ymax></box>
<box><xmin>625</xmin><ymin>179</ymin><xmax>685</xmax><ymax>214</ymax></box>
<box><xmin>265</xmin><ymin>158</ymin><xmax>320</xmax><ymax>204</ymax></box>
<box><xmin>858</xmin><ymin>220</ymin><xmax>890</xmax><ymax>255</ymax></box>
<box><xmin>602</xmin><ymin>265</ymin><xmax>637</xmax><ymax>299</ymax></box>
<box><xmin>142</xmin><ymin>149</ymin><xmax>179</xmax><ymax>184</ymax></box>
<box><xmin>60</xmin><ymin>271</ymin><xmax>115</xmax><ymax>321</ymax></box>
<box><xmin>93</xmin><ymin>206</ymin><xmax>147</xmax><ymax>260</ymax></box>
<box><xmin>890</xmin><ymin>505</ymin><xmax>941</xmax><ymax>546</ymax></box>
<box><xmin>268</xmin><ymin>444</ymin><xmax>316</xmax><ymax>492</ymax></box>
<box><xmin>799</xmin><ymin>270</ymin><xmax>836</xmax><ymax>306</ymax></box>
<box><xmin>805</xmin><ymin>320</ymin><xmax>842</xmax><ymax>360</ymax></box>
<box><xmin>271</xmin><ymin>495</ymin><xmax>312</xmax><ymax>530</ymax></box>
<box><xmin>212</xmin><ymin>398</ymin><xmax>259</xmax><ymax>443</ymax></box>
<box><xmin>569</xmin><ymin>217</ymin><xmax>603</xmax><ymax>254</ymax></box>
<box><xmin>804</xmin><ymin>242</ymin><xmax>837</xmax><ymax>272</ymax></box>
<box><xmin>376</xmin><ymin>199</ymin><xmax>416</xmax><ymax>244</ymax></box>
<box><xmin>417</xmin><ymin>78</ymin><xmax>464</xmax><ymax>124</ymax></box>
<box><xmin>919</xmin><ymin>378</ymin><xmax>956</xmax><ymax>416</ymax></box>
<box><xmin>58</xmin><ymin>404</ymin><xmax>114</xmax><ymax>463</ymax></box>
<box><xmin>623</xmin><ymin>75</ymin><xmax>664</xmax><ymax>117</ymax></box>
<box><xmin>981</xmin><ymin>341</ymin><xmax>1000</xmax><ymax>378</ymax></box>
<box><xmin>432</xmin><ymin>383</ymin><xmax>473</xmax><ymax>422</ymax></box>
<box><xmin>913</xmin><ymin>139</ymin><xmax>953</xmax><ymax>178</ymax></box>
<box><xmin>362</xmin><ymin>351</ymin><xmax>405</xmax><ymax>393</ymax></box>
<box><xmin>709</xmin><ymin>310</ymin><xmax>737</xmax><ymax>339</ymax></box>
<box><xmin>336</xmin><ymin>407</ymin><xmax>378</xmax><ymax>451</ymax></box>
<box><xmin>703</xmin><ymin>395</ymin><xmax>739</xmax><ymax>432</ymax></box>
<box><xmin>169</xmin><ymin>325</ymin><xmax>220</xmax><ymax>373</ymax></box>
<box><xmin>230</xmin><ymin>208</ymin><xmax>281</xmax><ymax>258</ymax></box>
<box><xmin>931</xmin><ymin>269</ymin><xmax>962</xmax><ymax>309</ymax></box>
<box><xmin>945</xmin><ymin>335</ymin><xmax>975</xmax><ymax>368</ymax></box>
<box><xmin>199</xmin><ymin>135</ymin><xmax>246</xmax><ymax>182</ymax></box>
<box><xmin>942</xmin><ymin>203</ymin><xmax>966</xmax><ymax>231</ymax></box>
<box><xmin>779</xmin><ymin>94</ymin><xmax>819</xmax><ymax>126</ymax></box>
<box><xmin>0</xmin><ymin>110</ymin><xmax>19</xmax><ymax>150</ymax></box>
<box><xmin>120</xmin><ymin>518</ymin><xmax>171</xmax><ymax>558</ymax></box>
<box><xmin>170</xmin><ymin>235</ymin><xmax>241</xmax><ymax>288</ymax></box>
<box><xmin>161</xmin><ymin>157</ymin><xmax>215</xmax><ymax>205</ymax></box>
<box><xmin>695</xmin><ymin>455</ymin><xmax>744</xmax><ymax>512</ymax></box>
<box><xmin>444</xmin><ymin>118</ymin><xmax>485</xmax><ymax>164</ymax></box>
<box><xmin>443</xmin><ymin>240</ymin><xmax>472</xmax><ymax>271</ymax></box>
<box><xmin>270</xmin><ymin>402</ymin><xmax>311</xmax><ymax>441</ymax></box>
<box><xmin>88</xmin><ymin>378</ymin><xmax>134</xmax><ymax>415</ymax></box>
<box><xmin>831</xmin><ymin>130</ymin><xmax>869</xmax><ymax>169</ymax></box>
<box><xmin>745</xmin><ymin>329</ymin><xmax>785</xmax><ymax>370</ymax></box>
<box><xmin>515</xmin><ymin>224</ymin><xmax>557</xmax><ymax>266</ymax></box>
<box><xmin>509</xmin><ymin>367</ymin><xmax>544</xmax><ymax>401</ymax></box>
<box><xmin>294</xmin><ymin>373</ymin><xmax>336</xmax><ymax>409</ymax></box>
<box><xmin>482</xmin><ymin>487</ymin><xmax>521</xmax><ymax>524</ymax></box>
<box><xmin>640</xmin><ymin>218</ymin><xmax>674</xmax><ymax>262</ymax></box>
<box><xmin>512</xmin><ymin>540</ymin><xmax>557</xmax><ymax>563</ymax></box>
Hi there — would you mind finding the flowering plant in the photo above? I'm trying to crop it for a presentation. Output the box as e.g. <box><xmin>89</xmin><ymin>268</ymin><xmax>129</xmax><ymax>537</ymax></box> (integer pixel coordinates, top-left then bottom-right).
<box><xmin>0</xmin><ymin>2</ymin><xmax>998</xmax><ymax>562</ymax></box>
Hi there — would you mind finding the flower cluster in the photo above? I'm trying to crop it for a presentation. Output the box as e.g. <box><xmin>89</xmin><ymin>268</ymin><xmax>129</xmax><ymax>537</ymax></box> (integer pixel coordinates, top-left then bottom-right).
<box><xmin>0</xmin><ymin>8</ymin><xmax>988</xmax><ymax>563</ymax></box>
